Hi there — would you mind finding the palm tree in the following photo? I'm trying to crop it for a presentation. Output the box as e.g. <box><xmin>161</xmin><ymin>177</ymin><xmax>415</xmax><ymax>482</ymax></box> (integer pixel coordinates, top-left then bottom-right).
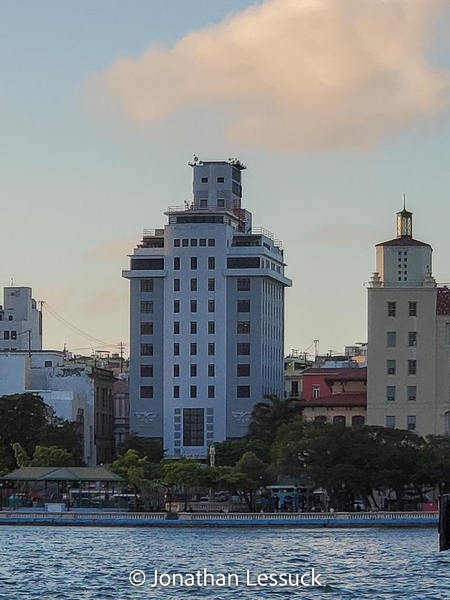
<box><xmin>248</xmin><ymin>395</ymin><xmax>301</xmax><ymax>445</ymax></box>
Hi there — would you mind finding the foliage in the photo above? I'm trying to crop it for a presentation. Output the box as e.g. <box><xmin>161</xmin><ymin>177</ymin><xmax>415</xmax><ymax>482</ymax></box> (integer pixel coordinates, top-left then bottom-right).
<box><xmin>116</xmin><ymin>434</ymin><xmax>163</xmax><ymax>463</ymax></box>
<box><xmin>214</xmin><ymin>437</ymin><xmax>270</xmax><ymax>466</ymax></box>
<box><xmin>248</xmin><ymin>395</ymin><xmax>301</xmax><ymax>446</ymax></box>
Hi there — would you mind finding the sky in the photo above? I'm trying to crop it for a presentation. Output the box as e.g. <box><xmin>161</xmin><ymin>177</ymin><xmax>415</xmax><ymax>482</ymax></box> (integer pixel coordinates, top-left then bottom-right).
<box><xmin>1</xmin><ymin>0</ymin><xmax>450</xmax><ymax>358</ymax></box>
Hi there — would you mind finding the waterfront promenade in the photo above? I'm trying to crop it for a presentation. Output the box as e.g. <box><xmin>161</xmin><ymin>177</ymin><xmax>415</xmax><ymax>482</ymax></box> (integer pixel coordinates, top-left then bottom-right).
<box><xmin>0</xmin><ymin>510</ymin><xmax>438</xmax><ymax>528</ymax></box>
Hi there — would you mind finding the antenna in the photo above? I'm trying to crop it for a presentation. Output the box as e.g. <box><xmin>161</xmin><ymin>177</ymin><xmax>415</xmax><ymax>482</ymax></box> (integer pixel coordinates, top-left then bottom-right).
<box><xmin>403</xmin><ymin>192</ymin><xmax>406</xmax><ymax>210</ymax></box>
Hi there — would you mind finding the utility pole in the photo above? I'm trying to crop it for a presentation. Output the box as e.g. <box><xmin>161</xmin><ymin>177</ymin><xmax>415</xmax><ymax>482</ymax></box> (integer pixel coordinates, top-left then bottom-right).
<box><xmin>119</xmin><ymin>342</ymin><xmax>124</xmax><ymax>373</ymax></box>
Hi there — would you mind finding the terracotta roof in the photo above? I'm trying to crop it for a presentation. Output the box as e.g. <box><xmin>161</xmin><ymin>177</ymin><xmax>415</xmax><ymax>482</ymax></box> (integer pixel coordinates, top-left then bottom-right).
<box><xmin>376</xmin><ymin>236</ymin><xmax>431</xmax><ymax>248</ymax></box>
<box><xmin>324</xmin><ymin>367</ymin><xmax>367</xmax><ymax>382</ymax></box>
<box><xmin>437</xmin><ymin>287</ymin><xmax>450</xmax><ymax>315</ymax></box>
<box><xmin>300</xmin><ymin>392</ymin><xmax>367</xmax><ymax>408</ymax></box>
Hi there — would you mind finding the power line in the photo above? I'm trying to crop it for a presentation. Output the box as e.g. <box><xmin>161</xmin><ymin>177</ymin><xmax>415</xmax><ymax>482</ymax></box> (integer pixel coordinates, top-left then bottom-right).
<box><xmin>42</xmin><ymin>302</ymin><xmax>115</xmax><ymax>347</ymax></box>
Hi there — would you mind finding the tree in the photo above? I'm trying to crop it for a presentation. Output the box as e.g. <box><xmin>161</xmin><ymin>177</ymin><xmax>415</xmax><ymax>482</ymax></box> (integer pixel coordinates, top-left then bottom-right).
<box><xmin>235</xmin><ymin>452</ymin><xmax>269</xmax><ymax>510</ymax></box>
<box><xmin>30</xmin><ymin>446</ymin><xmax>75</xmax><ymax>467</ymax></box>
<box><xmin>39</xmin><ymin>417</ymin><xmax>84</xmax><ymax>466</ymax></box>
<box><xmin>248</xmin><ymin>395</ymin><xmax>300</xmax><ymax>446</ymax></box>
<box><xmin>214</xmin><ymin>438</ymin><xmax>270</xmax><ymax>466</ymax></box>
<box><xmin>116</xmin><ymin>435</ymin><xmax>163</xmax><ymax>463</ymax></box>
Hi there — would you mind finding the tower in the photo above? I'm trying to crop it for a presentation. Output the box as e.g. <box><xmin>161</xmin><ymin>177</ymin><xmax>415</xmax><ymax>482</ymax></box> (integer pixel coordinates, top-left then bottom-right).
<box><xmin>123</xmin><ymin>159</ymin><xmax>292</xmax><ymax>458</ymax></box>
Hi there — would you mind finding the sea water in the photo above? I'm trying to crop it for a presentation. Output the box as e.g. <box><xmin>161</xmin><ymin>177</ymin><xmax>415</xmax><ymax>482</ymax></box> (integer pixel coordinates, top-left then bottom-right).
<box><xmin>0</xmin><ymin>526</ymin><xmax>449</xmax><ymax>599</ymax></box>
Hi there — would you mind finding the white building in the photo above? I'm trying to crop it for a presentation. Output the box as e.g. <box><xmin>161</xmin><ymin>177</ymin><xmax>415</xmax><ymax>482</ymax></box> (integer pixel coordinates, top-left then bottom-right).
<box><xmin>123</xmin><ymin>158</ymin><xmax>292</xmax><ymax>458</ymax></box>
<box><xmin>367</xmin><ymin>207</ymin><xmax>450</xmax><ymax>436</ymax></box>
<box><xmin>0</xmin><ymin>287</ymin><xmax>42</xmax><ymax>351</ymax></box>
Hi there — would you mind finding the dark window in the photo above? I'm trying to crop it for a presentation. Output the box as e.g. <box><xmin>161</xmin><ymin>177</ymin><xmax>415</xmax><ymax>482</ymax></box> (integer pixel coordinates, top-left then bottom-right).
<box><xmin>141</xmin><ymin>279</ymin><xmax>154</xmax><ymax>292</ymax></box>
<box><xmin>141</xmin><ymin>365</ymin><xmax>153</xmax><ymax>377</ymax></box>
<box><xmin>190</xmin><ymin>239</ymin><xmax>198</xmax><ymax>247</ymax></box>
<box><xmin>173</xmin><ymin>364</ymin><xmax>179</xmax><ymax>377</ymax></box>
<box><xmin>174</xmin><ymin>279</ymin><xmax>180</xmax><ymax>291</ymax></box>
<box><xmin>208</xmin><ymin>364</ymin><xmax>215</xmax><ymax>377</ymax></box>
<box><xmin>333</xmin><ymin>416</ymin><xmax>346</xmax><ymax>426</ymax></box>
<box><xmin>217</xmin><ymin>199</ymin><xmax>225</xmax><ymax>207</ymax></box>
<box><xmin>190</xmin><ymin>321</ymin><xmax>197</xmax><ymax>334</ymax></box>
<box><xmin>190</xmin><ymin>278</ymin><xmax>197</xmax><ymax>291</ymax></box>
<box><xmin>200</xmin><ymin>238</ymin><xmax>206</xmax><ymax>247</ymax></box>
<box><xmin>408</xmin><ymin>331</ymin><xmax>417</xmax><ymax>347</ymax></box>
<box><xmin>201</xmin><ymin>177</ymin><xmax>208</xmax><ymax>183</ymax></box>
<box><xmin>174</xmin><ymin>257</ymin><xmax>180</xmax><ymax>270</ymax></box>
<box><xmin>237</xmin><ymin>321</ymin><xmax>250</xmax><ymax>334</ymax></box>
<box><xmin>217</xmin><ymin>177</ymin><xmax>225</xmax><ymax>183</ymax></box>
<box><xmin>174</xmin><ymin>343</ymin><xmax>180</xmax><ymax>356</ymax></box>
<box><xmin>409</xmin><ymin>301</ymin><xmax>417</xmax><ymax>316</ymax></box>
<box><xmin>183</xmin><ymin>408</ymin><xmax>204</xmax><ymax>446</ymax></box>
<box><xmin>140</xmin><ymin>344</ymin><xmax>153</xmax><ymax>356</ymax></box>
<box><xmin>141</xmin><ymin>301</ymin><xmax>153</xmax><ymax>314</ymax></box>
<box><xmin>141</xmin><ymin>322</ymin><xmax>153</xmax><ymax>335</ymax></box>
<box><xmin>208</xmin><ymin>386</ymin><xmax>215</xmax><ymax>398</ymax></box>
<box><xmin>208</xmin><ymin>343</ymin><xmax>215</xmax><ymax>356</ymax></box>
<box><xmin>387</xmin><ymin>331</ymin><xmax>396</xmax><ymax>347</ymax></box>
<box><xmin>387</xmin><ymin>360</ymin><xmax>396</xmax><ymax>375</ymax></box>
<box><xmin>407</xmin><ymin>386</ymin><xmax>416</xmax><ymax>402</ymax></box>
<box><xmin>227</xmin><ymin>257</ymin><xmax>260</xmax><ymax>269</ymax></box>
<box><xmin>237</xmin><ymin>385</ymin><xmax>250</xmax><ymax>398</ymax></box>
<box><xmin>190</xmin><ymin>364</ymin><xmax>197</xmax><ymax>377</ymax></box>
<box><xmin>131</xmin><ymin>258</ymin><xmax>164</xmax><ymax>270</ymax></box>
<box><xmin>352</xmin><ymin>416</ymin><xmax>365</xmax><ymax>426</ymax></box>
<box><xmin>11</xmin><ymin>331</ymin><xmax>17</xmax><ymax>340</ymax></box>
<box><xmin>174</xmin><ymin>300</ymin><xmax>180</xmax><ymax>313</ymax></box>
<box><xmin>190</xmin><ymin>385</ymin><xmax>197</xmax><ymax>398</ymax></box>
<box><xmin>208</xmin><ymin>300</ymin><xmax>215</xmax><ymax>313</ymax></box>
<box><xmin>200</xmin><ymin>199</ymin><xmax>207</xmax><ymax>208</ymax></box>
<box><xmin>237</xmin><ymin>300</ymin><xmax>250</xmax><ymax>312</ymax></box>
<box><xmin>208</xmin><ymin>321</ymin><xmax>215</xmax><ymax>334</ymax></box>
<box><xmin>182</xmin><ymin>239</ymin><xmax>189</xmax><ymax>247</ymax></box>
<box><xmin>174</xmin><ymin>385</ymin><xmax>180</xmax><ymax>398</ymax></box>
<box><xmin>237</xmin><ymin>364</ymin><xmax>250</xmax><ymax>377</ymax></box>
<box><xmin>208</xmin><ymin>238</ymin><xmax>215</xmax><ymax>247</ymax></box>
<box><xmin>8</xmin><ymin>316</ymin><xmax>12</xmax><ymax>321</ymax></box>
<box><xmin>407</xmin><ymin>415</ymin><xmax>416</xmax><ymax>431</ymax></box>
<box><xmin>190</xmin><ymin>343</ymin><xmax>197</xmax><ymax>356</ymax></box>
<box><xmin>44</xmin><ymin>360</ymin><xmax>52</xmax><ymax>367</ymax></box>
<box><xmin>208</xmin><ymin>278</ymin><xmax>215</xmax><ymax>291</ymax></box>
<box><xmin>140</xmin><ymin>386</ymin><xmax>153</xmax><ymax>399</ymax></box>
<box><xmin>386</xmin><ymin>386</ymin><xmax>396</xmax><ymax>402</ymax></box>
<box><xmin>408</xmin><ymin>360</ymin><xmax>417</xmax><ymax>375</ymax></box>
<box><xmin>388</xmin><ymin>302</ymin><xmax>396</xmax><ymax>317</ymax></box>
<box><xmin>174</xmin><ymin>321</ymin><xmax>180</xmax><ymax>334</ymax></box>
<box><xmin>191</xmin><ymin>257</ymin><xmax>197</xmax><ymax>270</ymax></box>
<box><xmin>191</xmin><ymin>299</ymin><xmax>197</xmax><ymax>313</ymax></box>
<box><xmin>237</xmin><ymin>278</ymin><xmax>251</xmax><ymax>291</ymax></box>
<box><xmin>237</xmin><ymin>343</ymin><xmax>250</xmax><ymax>355</ymax></box>
<box><xmin>208</xmin><ymin>256</ymin><xmax>215</xmax><ymax>270</ymax></box>
<box><xmin>174</xmin><ymin>239</ymin><xmax>180</xmax><ymax>247</ymax></box>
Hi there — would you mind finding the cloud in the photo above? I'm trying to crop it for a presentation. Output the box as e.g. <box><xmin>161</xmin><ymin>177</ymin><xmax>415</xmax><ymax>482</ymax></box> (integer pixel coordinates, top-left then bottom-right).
<box><xmin>85</xmin><ymin>236</ymin><xmax>137</xmax><ymax>263</ymax></box>
<box><xmin>86</xmin><ymin>0</ymin><xmax>450</xmax><ymax>152</ymax></box>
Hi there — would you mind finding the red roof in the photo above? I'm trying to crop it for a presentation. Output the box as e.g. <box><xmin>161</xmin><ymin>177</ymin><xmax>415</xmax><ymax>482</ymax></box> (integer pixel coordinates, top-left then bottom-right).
<box><xmin>301</xmin><ymin>392</ymin><xmax>366</xmax><ymax>408</ymax></box>
<box><xmin>437</xmin><ymin>287</ymin><xmax>450</xmax><ymax>315</ymax></box>
<box><xmin>376</xmin><ymin>236</ymin><xmax>431</xmax><ymax>248</ymax></box>
<box><xmin>302</xmin><ymin>367</ymin><xmax>366</xmax><ymax>380</ymax></box>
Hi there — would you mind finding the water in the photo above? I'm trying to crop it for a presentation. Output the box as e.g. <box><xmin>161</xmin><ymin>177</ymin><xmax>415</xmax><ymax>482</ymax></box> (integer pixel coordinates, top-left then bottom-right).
<box><xmin>0</xmin><ymin>526</ymin><xmax>449</xmax><ymax>599</ymax></box>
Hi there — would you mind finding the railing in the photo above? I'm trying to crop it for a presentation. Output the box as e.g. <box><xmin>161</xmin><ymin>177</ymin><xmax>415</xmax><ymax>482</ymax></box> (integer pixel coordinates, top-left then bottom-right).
<box><xmin>142</xmin><ymin>229</ymin><xmax>164</xmax><ymax>237</ymax></box>
<box><xmin>178</xmin><ymin>511</ymin><xmax>438</xmax><ymax>521</ymax></box>
<box><xmin>0</xmin><ymin>511</ymin><xmax>166</xmax><ymax>520</ymax></box>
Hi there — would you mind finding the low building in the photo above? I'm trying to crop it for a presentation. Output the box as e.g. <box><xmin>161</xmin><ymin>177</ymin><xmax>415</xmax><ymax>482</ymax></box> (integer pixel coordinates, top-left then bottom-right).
<box><xmin>284</xmin><ymin>352</ymin><xmax>312</xmax><ymax>399</ymax></box>
<box><xmin>0</xmin><ymin>286</ymin><xmax>42</xmax><ymax>352</ymax></box>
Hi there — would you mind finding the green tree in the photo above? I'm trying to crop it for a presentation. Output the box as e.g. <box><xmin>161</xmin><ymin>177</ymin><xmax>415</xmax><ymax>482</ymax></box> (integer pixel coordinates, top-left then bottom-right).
<box><xmin>116</xmin><ymin>434</ymin><xmax>163</xmax><ymax>463</ymax></box>
<box><xmin>235</xmin><ymin>451</ymin><xmax>269</xmax><ymax>510</ymax></box>
<box><xmin>39</xmin><ymin>417</ymin><xmax>84</xmax><ymax>465</ymax></box>
<box><xmin>30</xmin><ymin>446</ymin><xmax>75</xmax><ymax>467</ymax></box>
<box><xmin>214</xmin><ymin>438</ymin><xmax>270</xmax><ymax>466</ymax></box>
<box><xmin>248</xmin><ymin>395</ymin><xmax>300</xmax><ymax>446</ymax></box>
<box><xmin>417</xmin><ymin>435</ymin><xmax>450</xmax><ymax>495</ymax></box>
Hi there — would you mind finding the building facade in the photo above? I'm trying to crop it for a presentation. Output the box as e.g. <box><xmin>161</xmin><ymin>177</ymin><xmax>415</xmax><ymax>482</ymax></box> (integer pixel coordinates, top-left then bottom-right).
<box><xmin>367</xmin><ymin>208</ymin><xmax>450</xmax><ymax>436</ymax></box>
<box><xmin>0</xmin><ymin>287</ymin><xmax>42</xmax><ymax>352</ymax></box>
<box><xmin>123</xmin><ymin>159</ymin><xmax>291</xmax><ymax>458</ymax></box>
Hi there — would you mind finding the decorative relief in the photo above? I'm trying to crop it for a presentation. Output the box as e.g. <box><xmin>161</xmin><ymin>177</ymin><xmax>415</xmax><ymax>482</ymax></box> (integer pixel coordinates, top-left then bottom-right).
<box><xmin>135</xmin><ymin>412</ymin><xmax>157</xmax><ymax>423</ymax></box>
<box><xmin>231</xmin><ymin>411</ymin><xmax>252</xmax><ymax>424</ymax></box>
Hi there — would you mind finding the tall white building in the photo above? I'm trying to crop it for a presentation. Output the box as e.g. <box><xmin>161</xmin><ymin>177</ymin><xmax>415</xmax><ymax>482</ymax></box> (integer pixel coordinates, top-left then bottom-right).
<box><xmin>123</xmin><ymin>159</ymin><xmax>292</xmax><ymax>458</ymax></box>
<box><xmin>0</xmin><ymin>287</ymin><xmax>42</xmax><ymax>352</ymax></box>
<box><xmin>367</xmin><ymin>207</ymin><xmax>450</xmax><ymax>436</ymax></box>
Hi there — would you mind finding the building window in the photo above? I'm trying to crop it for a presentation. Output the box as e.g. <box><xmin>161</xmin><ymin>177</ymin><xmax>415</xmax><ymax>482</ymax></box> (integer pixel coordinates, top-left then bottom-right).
<box><xmin>208</xmin><ymin>385</ymin><xmax>215</xmax><ymax>398</ymax></box>
<box><xmin>208</xmin><ymin>300</ymin><xmax>215</xmax><ymax>313</ymax></box>
<box><xmin>237</xmin><ymin>321</ymin><xmax>250</xmax><ymax>334</ymax></box>
<box><xmin>190</xmin><ymin>239</ymin><xmax>198</xmax><ymax>247</ymax></box>
<box><xmin>191</xmin><ymin>257</ymin><xmax>197</xmax><ymax>270</ymax></box>
<box><xmin>190</xmin><ymin>299</ymin><xmax>197</xmax><ymax>313</ymax></box>
<box><xmin>333</xmin><ymin>416</ymin><xmax>346</xmax><ymax>426</ymax></box>
<box><xmin>173</xmin><ymin>300</ymin><xmax>180</xmax><ymax>313</ymax></box>
<box><xmin>174</xmin><ymin>321</ymin><xmax>180</xmax><ymax>334</ymax></box>
<box><xmin>201</xmin><ymin>177</ymin><xmax>208</xmax><ymax>183</ymax></box>
<box><xmin>3</xmin><ymin>331</ymin><xmax>9</xmax><ymax>340</ymax></box>
<box><xmin>407</xmin><ymin>386</ymin><xmax>417</xmax><ymax>402</ymax></box>
<box><xmin>190</xmin><ymin>278</ymin><xmax>197</xmax><ymax>291</ymax></box>
<box><xmin>217</xmin><ymin>177</ymin><xmax>224</xmax><ymax>183</ymax></box>
<box><xmin>174</xmin><ymin>257</ymin><xmax>180</xmax><ymax>270</ymax></box>
<box><xmin>352</xmin><ymin>416</ymin><xmax>365</xmax><ymax>426</ymax></box>
<box><xmin>237</xmin><ymin>300</ymin><xmax>250</xmax><ymax>312</ymax></box>
<box><xmin>409</xmin><ymin>301</ymin><xmax>417</xmax><ymax>317</ymax></box>
<box><xmin>408</xmin><ymin>360</ymin><xmax>417</xmax><ymax>375</ymax></box>
<box><xmin>44</xmin><ymin>360</ymin><xmax>52</xmax><ymax>367</ymax></box>
<box><xmin>237</xmin><ymin>364</ymin><xmax>250</xmax><ymax>377</ymax></box>
<box><xmin>208</xmin><ymin>257</ymin><xmax>215</xmax><ymax>270</ymax></box>
<box><xmin>386</xmin><ymin>415</ymin><xmax>396</xmax><ymax>429</ymax></box>
<box><xmin>141</xmin><ymin>279</ymin><xmax>154</xmax><ymax>292</ymax></box>
<box><xmin>190</xmin><ymin>321</ymin><xmax>197</xmax><ymax>334</ymax></box>
<box><xmin>141</xmin><ymin>365</ymin><xmax>153</xmax><ymax>377</ymax></box>
<box><xmin>208</xmin><ymin>321</ymin><xmax>215</xmax><ymax>334</ymax></box>
<box><xmin>208</xmin><ymin>364</ymin><xmax>215</xmax><ymax>377</ymax></box>
<box><xmin>140</xmin><ymin>386</ymin><xmax>153</xmax><ymax>399</ymax></box>
<box><xmin>446</xmin><ymin>323</ymin><xmax>450</xmax><ymax>346</ymax></box>
<box><xmin>8</xmin><ymin>316</ymin><xmax>12</xmax><ymax>321</ymax></box>
<box><xmin>190</xmin><ymin>364</ymin><xmax>197</xmax><ymax>377</ymax></box>
<box><xmin>173</xmin><ymin>343</ymin><xmax>180</xmax><ymax>356</ymax></box>
<box><xmin>174</xmin><ymin>385</ymin><xmax>180</xmax><ymax>398</ymax></box>
<box><xmin>237</xmin><ymin>278</ymin><xmax>251</xmax><ymax>291</ymax></box>
<box><xmin>237</xmin><ymin>385</ymin><xmax>250</xmax><ymax>398</ymax></box>
<box><xmin>182</xmin><ymin>239</ymin><xmax>189</xmax><ymax>247</ymax></box>
<box><xmin>407</xmin><ymin>415</ymin><xmax>416</xmax><ymax>431</ymax></box>
<box><xmin>174</xmin><ymin>279</ymin><xmax>180</xmax><ymax>292</ymax></box>
<box><xmin>387</xmin><ymin>331</ymin><xmax>396</xmax><ymax>348</ymax></box>
<box><xmin>140</xmin><ymin>344</ymin><xmax>153</xmax><ymax>356</ymax></box>
<box><xmin>141</xmin><ymin>322</ymin><xmax>154</xmax><ymax>335</ymax></box>
<box><xmin>386</xmin><ymin>386</ymin><xmax>396</xmax><ymax>402</ymax></box>
<box><xmin>190</xmin><ymin>343</ymin><xmax>197</xmax><ymax>356</ymax></box>
<box><xmin>173</xmin><ymin>364</ymin><xmax>179</xmax><ymax>377</ymax></box>
<box><xmin>208</xmin><ymin>238</ymin><xmax>215</xmax><ymax>247</ymax></box>
<box><xmin>190</xmin><ymin>385</ymin><xmax>197</xmax><ymax>398</ymax></box>
<box><xmin>174</xmin><ymin>239</ymin><xmax>180</xmax><ymax>247</ymax></box>
<box><xmin>208</xmin><ymin>278</ymin><xmax>215</xmax><ymax>291</ymax></box>
<box><xmin>387</xmin><ymin>360</ymin><xmax>396</xmax><ymax>375</ymax></box>
<box><xmin>200</xmin><ymin>199</ymin><xmax>207</xmax><ymax>208</ymax></box>
<box><xmin>183</xmin><ymin>408</ymin><xmax>204</xmax><ymax>446</ymax></box>
<box><xmin>237</xmin><ymin>343</ymin><xmax>250</xmax><ymax>355</ymax></box>
<box><xmin>217</xmin><ymin>199</ymin><xmax>225</xmax><ymax>207</ymax></box>
<box><xmin>208</xmin><ymin>343</ymin><xmax>215</xmax><ymax>356</ymax></box>
<box><xmin>312</xmin><ymin>385</ymin><xmax>320</xmax><ymax>399</ymax></box>
<box><xmin>200</xmin><ymin>238</ymin><xmax>206</xmax><ymax>247</ymax></box>
<box><xmin>140</xmin><ymin>301</ymin><xmax>153</xmax><ymax>314</ymax></box>
<box><xmin>387</xmin><ymin>302</ymin><xmax>396</xmax><ymax>317</ymax></box>
<box><xmin>408</xmin><ymin>331</ymin><xmax>417</xmax><ymax>347</ymax></box>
